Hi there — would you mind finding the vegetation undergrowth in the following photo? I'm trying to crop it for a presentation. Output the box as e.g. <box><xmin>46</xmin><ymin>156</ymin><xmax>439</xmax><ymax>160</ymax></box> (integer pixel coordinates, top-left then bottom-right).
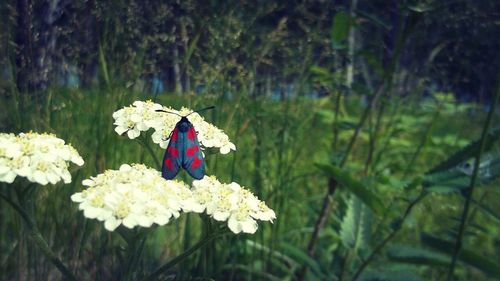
<box><xmin>1</xmin><ymin>85</ymin><xmax>499</xmax><ymax>280</ymax></box>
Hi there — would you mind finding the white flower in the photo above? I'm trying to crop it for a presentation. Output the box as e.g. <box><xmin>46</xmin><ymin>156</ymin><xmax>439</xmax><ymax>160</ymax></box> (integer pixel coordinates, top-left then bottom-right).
<box><xmin>71</xmin><ymin>163</ymin><xmax>194</xmax><ymax>231</ymax></box>
<box><xmin>112</xmin><ymin>101</ymin><xmax>236</xmax><ymax>154</ymax></box>
<box><xmin>0</xmin><ymin>132</ymin><xmax>84</xmax><ymax>185</ymax></box>
<box><xmin>191</xmin><ymin>176</ymin><xmax>276</xmax><ymax>234</ymax></box>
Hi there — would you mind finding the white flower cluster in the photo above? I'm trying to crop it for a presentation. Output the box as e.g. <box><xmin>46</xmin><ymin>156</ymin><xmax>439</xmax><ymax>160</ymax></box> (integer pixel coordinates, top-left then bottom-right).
<box><xmin>112</xmin><ymin>100</ymin><xmax>236</xmax><ymax>154</ymax></box>
<box><xmin>72</xmin><ymin>166</ymin><xmax>276</xmax><ymax>234</ymax></box>
<box><xmin>0</xmin><ymin>132</ymin><xmax>84</xmax><ymax>185</ymax></box>
<box><xmin>71</xmin><ymin>164</ymin><xmax>197</xmax><ymax>231</ymax></box>
<box><xmin>191</xmin><ymin>176</ymin><xmax>276</xmax><ymax>234</ymax></box>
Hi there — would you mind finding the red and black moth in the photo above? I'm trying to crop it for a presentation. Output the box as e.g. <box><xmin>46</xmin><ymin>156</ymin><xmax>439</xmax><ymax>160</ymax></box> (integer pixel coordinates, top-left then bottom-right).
<box><xmin>156</xmin><ymin>106</ymin><xmax>214</xmax><ymax>180</ymax></box>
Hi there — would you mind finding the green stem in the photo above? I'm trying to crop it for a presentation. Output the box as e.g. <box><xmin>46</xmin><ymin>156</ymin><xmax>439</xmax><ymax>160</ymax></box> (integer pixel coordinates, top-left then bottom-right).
<box><xmin>403</xmin><ymin>100</ymin><xmax>443</xmax><ymax>177</ymax></box>
<box><xmin>338</xmin><ymin>250</ymin><xmax>351</xmax><ymax>281</ymax></box>
<box><xmin>120</xmin><ymin>228</ymin><xmax>148</xmax><ymax>281</ymax></box>
<box><xmin>0</xmin><ymin>192</ymin><xmax>79</xmax><ymax>281</ymax></box>
<box><xmin>298</xmin><ymin>16</ymin><xmax>418</xmax><ymax>279</ymax></box>
<box><xmin>299</xmin><ymin>53</ymin><xmax>388</xmax><ymax>281</ymax></box>
<box><xmin>197</xmin><ymin>215</ymin><xmax>212</xmax><ymax>276</ymax></box>
<box><xmin>142</xmin><ymin>229</ymin><xmax>228</xmax><ymax>281</ymax></box>
<box><xmin>446</xmin><ymin>77</ymin><xmax>500</xmax><ymax>280</ymax></box>
<box><xmin>364</xmin><ymin>99</ymin><xmax>441</xmax><ymax>258</ymax></box>
<box><xmin>340</xmin><ymin>8</ymin><xmax>416</xmax><ymax>168</ymax></box>
<box><xmin>351</xmin><ymin>191</ymin><xmax>427</xmax><ymax>281</ymax></box>
<box><xmin>371</xmin><ymin>97</ymin><xmax>403</xmax><ymax>171</ymax></box>
<box><xmin>332</xmin><ymin>89</ymin><xmax>342</xmax><ymax>150</ymax></box>
<box><xmin>363</xmin><ymin>97</ymin><xmax>386</xmax><ymax>175</ymax></box>
<box><xmin>137</xmin><ymin>134</ymin><xmax>161</xmax><ymax>169</ymax></box>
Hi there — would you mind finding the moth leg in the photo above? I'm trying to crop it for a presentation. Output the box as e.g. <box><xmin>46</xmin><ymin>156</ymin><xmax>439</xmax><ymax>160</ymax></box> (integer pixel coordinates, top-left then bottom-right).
<box><xmin>162</xmin><ymin>131</ymin><xmax>173</xmax><ymax>142</ymax></box>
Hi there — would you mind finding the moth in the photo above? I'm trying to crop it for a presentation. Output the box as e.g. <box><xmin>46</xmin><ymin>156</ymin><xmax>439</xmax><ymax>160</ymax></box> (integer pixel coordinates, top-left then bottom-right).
<box><xmin>156</xmin><ymin>106</ymin><xmax>214</xmax><ymax>180</ymax></box>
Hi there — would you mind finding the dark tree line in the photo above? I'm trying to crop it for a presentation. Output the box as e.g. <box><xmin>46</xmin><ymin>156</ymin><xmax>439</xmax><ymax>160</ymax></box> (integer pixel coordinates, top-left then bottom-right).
<box><xmin>0</xmin><ymin>0</ymin><xmax>498</xmax><ymax>101</ymax></box>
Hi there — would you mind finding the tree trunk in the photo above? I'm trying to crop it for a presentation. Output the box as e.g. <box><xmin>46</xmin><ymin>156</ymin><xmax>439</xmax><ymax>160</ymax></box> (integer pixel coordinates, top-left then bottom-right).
<box><xmin>173</xmin><ymin>45</ymin><xmax>182</xmax><ymax>94</ymax></box>
<box><xmin>14</xmin><ymin>0</ymin><xmax>34</xmax><ymax>93</ymax></box>
<box><xmin>180</xmin><ymin>20</ymin><xmax>190</xmax><ymax>93</ymax></box>
<box><xmin>345</xmin><ymin>0</ymin><xmax>358</xmax><ymax>95</ymax></box>
<box><xmin>35</xmin><ymin>0</ymin><xmax>65</xmax><ymax>90</ymax></box>
<box><xmin>265</xmin><ymin>74</ymin><xmax>272</xmax><ymax>98</ymax></box>
<box><xmin>81</xmin><ymin>0</ymin><xmax>96</xmax><ymax>88</ymax></box>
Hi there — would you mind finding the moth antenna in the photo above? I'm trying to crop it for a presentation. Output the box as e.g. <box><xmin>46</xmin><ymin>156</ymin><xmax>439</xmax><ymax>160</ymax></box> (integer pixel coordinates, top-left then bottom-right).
<box><xmin>187</xmin><ymin>105</ymin><xmax>215</xmax><ymax>117</ymax></box>
<box><xmin>156</xmin><ymin>109</ymin><xmax>182</xmax><ymax>117</ymax></box>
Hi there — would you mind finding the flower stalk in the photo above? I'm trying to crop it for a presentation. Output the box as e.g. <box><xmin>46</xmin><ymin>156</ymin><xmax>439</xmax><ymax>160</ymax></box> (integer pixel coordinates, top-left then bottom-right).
<box><xmin>446</xmin><ymin>76</ymin><xmax>500</xmax><ymax>280</ymax></box>
<box><xmin>142</xmin><ymin>228</ymin><xmax>229</xmax><ymax>281</ymax></box>
<box><xmin>0</xmin><ymin>188</ymin><xmax>79</xmax><ymax>281</ymax></box>
<box><xmin>121</xmin><ymin>229</ymin><xmax>148</xmax><ymax>281</ymax></box>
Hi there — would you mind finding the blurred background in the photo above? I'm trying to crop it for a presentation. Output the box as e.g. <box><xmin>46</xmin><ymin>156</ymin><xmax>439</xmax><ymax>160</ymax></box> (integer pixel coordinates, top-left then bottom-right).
<box><xmin>1</xmin><ymin>0</ymin><xmax>500</xmax><ymax>280</ymax></box>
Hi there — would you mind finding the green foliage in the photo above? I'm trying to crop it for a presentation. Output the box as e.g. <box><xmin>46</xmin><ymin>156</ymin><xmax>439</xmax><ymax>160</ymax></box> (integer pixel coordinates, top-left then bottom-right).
<box><xmin>339</xmin><ymin>195</ymin><xmax>372</xmax><ymax>252</ymax></box>
<box><xmin>1</xmin><ymin>0</ymin><xmax>500</xmax><ymax>280</ymax></box>
<box><xmin>423</xmin><ymin>153</ymin><xmax>500</xmax><ymax>193</ymax></box>
<box><xmin>331</xmin><ymin>11</ymin><xmax>353</xmax><ymax>49</ymax></box>
<box><xmin>315</xmin><ymin>163</ymin><xmax>384</xmax><ymax>214</ymax></box>
<box><xmin>387</xmin><ymin>244</ymin><xmax>449</xmax><ymax>266</ymax></box>
<box><xmin>1</xmin><ymin>84</ymin><xmax>498</xmax><ymax>281</ymax></box>
<box><xmin>358</xmin><ymin>269</ymin><xmax>424</xmax><ymax>281</ymax></box>
<box><xmin>422</xmin><ymin>125</ymin><xmax>500</xmax><ymax>193</ymax></box>
<box><xmin>281</xmin><ymin>242</ymin><xmax>325</xmax><ymax>279</ymax></box>
<box><xmin>158</xmin><ymin>277</ymin><xmax>215</xmax><ymax>281</ymax></box>
<box><xmin>421</xmin><ymin>233</ymin><xmax>500</xmax><ymax>278</ymax></box>
<box><xmin>428</xmin><ymin>128</ymin><xmax>500</xmax><ymax>174</ymax></box>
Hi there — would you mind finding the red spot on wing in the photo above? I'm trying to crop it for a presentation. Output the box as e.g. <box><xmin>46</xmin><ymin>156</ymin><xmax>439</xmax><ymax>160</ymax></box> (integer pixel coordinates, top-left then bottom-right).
<box><xmin>187</xmin><ymin>128</ymin><xmax>196</xmax><ymax>140</ymax></box>
<box><xmin>171</xmin><ymin>129</ymin><xmax>178</xmax><ymax>142</ymax></box>
<box><xmin>168</xmin><ymin>147</ymin><xmax>179</xmax><ymax>157</ymax></box>
<box><xmin>191</xmin><ymin>157</ymin><xmax>202</xmax><ymax>169</ymax></box>
<box><xmin>186</xmin><ymin>145</ymin><xmax>199</xmax><ymax>157</ymax></box>
<box><xmin>164</xmin><ymin>158</ymin><xmax>173</xmax><ymax>171</ymax></box>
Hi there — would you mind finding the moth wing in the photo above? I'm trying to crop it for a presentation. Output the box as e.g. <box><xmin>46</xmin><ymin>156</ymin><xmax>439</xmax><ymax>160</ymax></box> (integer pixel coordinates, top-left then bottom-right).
<box><xmin>162</xmin><ymin>128</ymin><xmax>182</xmax><ymax>180</ymax></box>
<box><xmin>182</xmin><ymin>126</ymin><xmax>205</xmax><ymax>180</ymax></box>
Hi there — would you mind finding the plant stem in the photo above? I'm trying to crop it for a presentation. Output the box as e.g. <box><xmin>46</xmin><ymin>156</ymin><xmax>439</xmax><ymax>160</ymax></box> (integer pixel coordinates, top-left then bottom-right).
<box><xmin>297</xmin><ymin>18</ymin><xmax>413</xmax><ymax>279</ymax></box>
<box><xmin>446</xmin><ymin>77</ymin><xmax>500</xmax><ymax>280</ymax></box>
<box><xmin>0</xmin><ymin>191</ymin><xmax>79</xmax><ymax>281</ymax></box>
<box><xmin>333</xmin><ymin>89</ymin><xmax>342</xmax><ymax>149</ymax></box>
<box><xmin>299</xmin><ymin>15</ymin><xmax>417</xmax><ymax>276</ymax></box>
<box><xmin>338</xmin><ymin>250</ymin><xmax>351</xmax><ymax>281</ymax></box>
<box><xmin>122</xmin><ymin>230</ymin><xmax>147</xmax><ymax>281</ymax></box>
<box><xmin>298</xmin><ymin>72</ymin><xmax>381</xmax><ymax>281</ymax></box>
<box><xmin>351</xmin><ymin>191</ymin><xmax>427</xmax><ymax>281</ymax></box>
<box><xmin>137</xmin><ymin>134</ymin><xmax>161</xmax><ymax>169</ymax></box>
<box><xmin>403</xmin><ymin>99</ymin><xmax>443</xmax><ymax>177</ymax></box>
<box><xmin>142</xmin><ymin>229</ymin><xmax>228</xmax><ymax>281</ymax></box>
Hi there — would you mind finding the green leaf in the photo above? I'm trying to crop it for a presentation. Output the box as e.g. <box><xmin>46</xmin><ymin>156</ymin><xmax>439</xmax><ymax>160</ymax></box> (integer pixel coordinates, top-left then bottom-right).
<box><xmin>407</xmin><ymin>3</ymin><xmax>437</xmax><ymax>13</ymax></box>
<box><xmin>245</xmin><ymin>240</ymin><xmax>298</xmax><ymax>268</ymax></box>
<box><xmin>315</xmin><ymin>163</ymin><xmax>384</xmax><ymax>214</ymax></box>
<box><xmin>421</xmin><ymin>233</ymin><xmax>500</xmax><ymax>278</ymax></box>
<box><xmin>427</xmin><ymin>128</ymin><xmax>500</xmax><ymax>174</ymax></box>
<box><xmin>310</xmin><ymin>65</ymin><xmax>334</xmax><ymax>85</ymax></box>
<box><xmin>422</xmin><ymin>169</ymin><xmax>469</xmax><ymax>193</ymax></box>
<box><xmin>340</xmin><ymin>195</ymin><xmax>372</xmax><ymax>252</ymax></box>
<box><xmin>357</xmin><ymin>10</ymin><xmax>392</xmax><ymax>30</ymax></box>
<box><xmin>423</xmin><ymin>153</ymin><xmax>500</xmax><ymax>193</ymax></box>
<box><xmin>388</xmin><ymin>245</ymin><xmax>449</xmax><ymax>266</ymax></box>
<box><xmin>315</xmin><ymin>109</ymin><xmax>335</xmax><ymax>124</ymax></box>
<box><xmin>338</xmin><ymin>121</ymin><xmax>358</xmax><ymax>130</ymax></box>
<box><xmin>281</xmin><ymin>242</ymin><xmax>324</xmax><ymax>278</ymax></box>
<box><xmin>220</xmin><ymin>264</ymin><xmax>283</xmax><ymax>281</ymax></box>
<box><xmin>358</xmin><ymin>269</ymin><xmax>423</xmax><ymax>281</ymax></box>
<box><xmin>331</xmin><ymin>11</ymin><xmax>351</xmax><ymax>49</ymax></box>
<box><xmin>471</xmin><ymin>198</ymin><xmax>500</xmax><ymax>223</ymax></box>
<box><xmin>98</xmin><ymin>44</ymin><xmax>111</xmax><ymax>88</ymax></box>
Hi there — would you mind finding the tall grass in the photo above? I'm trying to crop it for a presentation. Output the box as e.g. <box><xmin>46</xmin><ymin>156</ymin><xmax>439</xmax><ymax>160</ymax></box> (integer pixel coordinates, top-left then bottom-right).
<box><xmin>1</xmin><ymin>84</ymin><xmax>499</xmax><ymax>280</ymax></box>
